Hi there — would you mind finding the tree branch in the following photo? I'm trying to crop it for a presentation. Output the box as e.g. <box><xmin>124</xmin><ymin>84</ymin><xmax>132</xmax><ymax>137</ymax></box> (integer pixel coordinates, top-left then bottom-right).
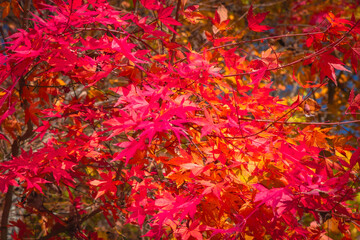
<box><xmin>237</xmin><ymin>119</ymin><xmax>360</xmax><ymax>126</ymax></box>
<box><xmin>223</xmin><ymin>19</ymin><xmax>360</xmax><ymax>77</ymax></box>
<box><xmin>1</xmin><ymin>92</ymin><xmax>34</xmax><ymax>240</ymax></box>
<box><xmin>38</xmin><ymin>208</ymin><xmax>101</xmax><ymax>240</ymax></box>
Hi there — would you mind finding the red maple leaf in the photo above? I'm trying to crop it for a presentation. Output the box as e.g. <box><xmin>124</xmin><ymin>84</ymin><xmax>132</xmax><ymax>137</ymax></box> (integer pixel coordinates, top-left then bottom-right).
<box><xmin>346</xmin><ymin>88</ymin><xmax>360</xmax><ymax>117</ymax></box>
<box><xmin>318</xmin><ymin>53</ymin><xmax>350</xmax><ymax>85</ymax></box>
<box><xmin>158</xmin><ymin>6</ymin><xmax>182</xmax><ymax>34</ymax></box>
<box><xmin>350</xmin><ymin>147</ymin><xmax>360</xmax><ymax>168</ymax></box>
<box><xmin>32</xmin><ymin>120</ymin><xmax>50</xmax><ymax>141</ymax></box>
<box><xmin>25</xmin><ymin>101</ymin><xmax>42</xmax><ymax>126</ymax></box>
<box><xmin>89</xmin><ymin>171</ymin><xmax>121</xmax><ymax>199</ymax></box>
<box><xmin>111</xmin><ymin>36</ymin><xmax>148</xmax><ymax>65</ymax></box>
<box><xmin>247</xmin><ymin>5</ymin><xmax>273</xmax><ymax>32</ymax></box>
<box><xmin>140</xmin><ymin>0</ymin><xmax>161</xmax><ymax>10</ymax></box>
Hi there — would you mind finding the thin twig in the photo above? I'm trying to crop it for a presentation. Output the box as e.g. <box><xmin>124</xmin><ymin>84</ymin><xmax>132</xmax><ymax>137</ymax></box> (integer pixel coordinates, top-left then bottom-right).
<box><xmin>171</xmin><ymin>0</ymin><xmax>181</xmax><ymax>43</ymax></box>
<box><xmin>237</xmin><ymin>118</ymin><xmax>360</xmax><ymax>126</ymax></box>
<box><xmin>170</xmin><ymin>0</ymin><xmax>182</xmax><ymax>64</ymax></box>
<box><xmin>0</xmin><ymin>24</ymin><xmax>7</xmax><ymax>46</ymax></box>
<box><xmin>208</xmin><ymin>31</ymin><xmax>327</xmax><ymax>51</ymax></box>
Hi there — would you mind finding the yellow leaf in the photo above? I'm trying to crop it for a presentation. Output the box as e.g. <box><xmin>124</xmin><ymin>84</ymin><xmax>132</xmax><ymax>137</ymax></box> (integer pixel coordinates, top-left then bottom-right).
<box><xmin>88</xmin><ymin>88</ymin><xmax>105</xmax><ymax>100</ymax></box>
<box><xmin>324</xmin><ymin>218</ymin><xmax>340</xmax><ymax>234</ymax></box>
<box><xmin>56</xmin><ymin>78</ymin><xmax>66</xmax><ymax>85</ymax></box>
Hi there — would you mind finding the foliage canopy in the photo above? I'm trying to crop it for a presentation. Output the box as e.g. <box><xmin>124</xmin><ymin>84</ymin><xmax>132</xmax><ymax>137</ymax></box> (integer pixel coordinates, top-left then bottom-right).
<box><xmin>1</xmin><ymin>0</ymin><xmax>360</xmax><ymax>239</ymax></box>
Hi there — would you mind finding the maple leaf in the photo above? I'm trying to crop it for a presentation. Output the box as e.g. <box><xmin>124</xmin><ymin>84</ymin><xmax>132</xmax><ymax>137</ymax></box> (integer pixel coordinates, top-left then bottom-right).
<box><xmin>247</xmin><ymin>5</ymin><xmax>273</xmax><ymax>32</ymax></box>
<box><xmin>0</xmin><ymin>2</ymin><xmax>10</xmax><ymax>18</ymax></box>
<box><xmin>111</xmin><ymin>36</ymin><xmax>148</xmax><ymax>65</ymax></box>
<box><xmin>318</xmin><ymin>53</ymin><xmax>350</xmax><ymax>85</ymax></box>
<box><xmin>211</xmin><ymin>5</ymin><xmax>230</xmax><ymax>33</ymax></box>
<box><xmin>0</xmin><ymin>176</ymin><xmax>18</xmax><ymax>193</ymax></box>
<box><xmin>167</xmin><ymin>171</ymin><xmax>191</xmax><ymax>187</ymax></box>
<box><xmin>193</xmin><ymin>108</ymin><xmax>221</xmax><ymax>137</ymax></box>
<box><xmin>174</xmin><ymin>219</ymin><xmax>207</xmax><ymax>240</ymax></box>
<box><xmin>183</xmin><ymin>5</ymin><xmax>206</xmax><ymax>24</ymax></box>
<box><xmin>346</xmin><ymin>88</ymin><xmax>360</xmax><ymax>117</ymax></box>
<box><xmin>248</xmin><ymin>59</ymin><xmax>270</xmax><ymax>84</ymax></box>
<box><xmin>158</xmin><ymin>6</ymin><xmax>182</xmax><ymax>34</ymax></box>
<box><xmin>89</xmin><ymin>171</ymin><xmax>121</xmax><ymax>199</ymax></box>
<box><xmin>25</xmin><ymin>101</ymin><xmax>42</xmax><ymax>126</ymax></box>
<box><xmin>11</xmin><ymin>224</ymin><xmax>32</xmax><ymax>239</ymax></box>
<box><xmin>181</xmin><ymin>163</ymin><xmax>205</xmax><ymax>176</ymax></box>
<box><xmin>32</xmin><ymin>0</ymin><xmax>47</xmax><ymax>12</ymax></box>
<box><xmin>114</xmin><ymin>136</ymin><xmax>146</xmax><ymax>164</ymax></box>
<box><xmin>350</xmin><ymin>47</ymin><xmax>360</xmax><ymax>72</ymax></box>
<box><xmin>200</xmin><ymin>180</ymin><xmax>225</xmax><ymax>200</ymax></box>
<box><xmin>32</xmin><ymin>120</ymin><xmax>50</xmax><ymax>141</ymax></box>
<box><xmin>0</xmin><ymin>102</ymin><xmax>16</xmax><ymax>126</ymax></box>
<box><xmin>184</xmin><ymin>52</ymin><xmax>222</xmax><ymax>78</ymax></box>
<box><xmin>350</xmin><ymin>147</ymin><xmax>360</xmax><ymax>168</ymax></box>
<box><xmin>299</xmin><ymin>98</ymin><xmax>321</xmax><ymax>117</ymax></box>
<box><xmin>10</xmin><ymin>0</ymin><xmax>23</xmax><ymax>18</ymax></box>
<box><xmin>70</xmin><ymin>0</ymin><xmax>83</xmax><ymax>9</ymax></box>
<box><xmin>254</xmin><ymin>184</ymin><xmax>294</xmax><ymax>217</ymax></box>
<box><xmin>140</xmin><ymin>0</ymin><xmax>161</xmax><ymax>10</ymax></box>
<box><xmin>24</xmin><ymin>177</ymin><xmax>49</xmax><ymax>193</ymax></box>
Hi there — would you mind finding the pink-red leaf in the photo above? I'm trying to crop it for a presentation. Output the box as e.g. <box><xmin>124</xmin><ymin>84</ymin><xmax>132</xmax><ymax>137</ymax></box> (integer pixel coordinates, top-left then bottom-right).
<box><xmin>350</xmin><ymin>147</ymin><xmax>360</xmax><ymax>168</ymax></box>
<box><xmin>247</xmin><ymin>5</ymin><xmax>273</xmax><ymax>32</ymax></box>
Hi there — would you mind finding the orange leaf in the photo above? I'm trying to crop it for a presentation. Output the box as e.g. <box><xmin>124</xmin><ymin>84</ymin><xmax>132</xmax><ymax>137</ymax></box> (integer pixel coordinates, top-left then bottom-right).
<box><xmin>299</xmin><ymin>98</ymin><xmax>321</xmax><ymax>117</ymax></box>
<box><xmin>167</xmin><ymin>171</ymin><xmax>191</xmax><ymax>187</ymax></box>
<box><xmin>1</xmin><ymin>2</ymin><xmax>10</xmax><ymax>18</ymax></box>
<box><xmin>11</xmin><ymin>0</ymin><xmax>23</xmax><ymax>18</ymax></box>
